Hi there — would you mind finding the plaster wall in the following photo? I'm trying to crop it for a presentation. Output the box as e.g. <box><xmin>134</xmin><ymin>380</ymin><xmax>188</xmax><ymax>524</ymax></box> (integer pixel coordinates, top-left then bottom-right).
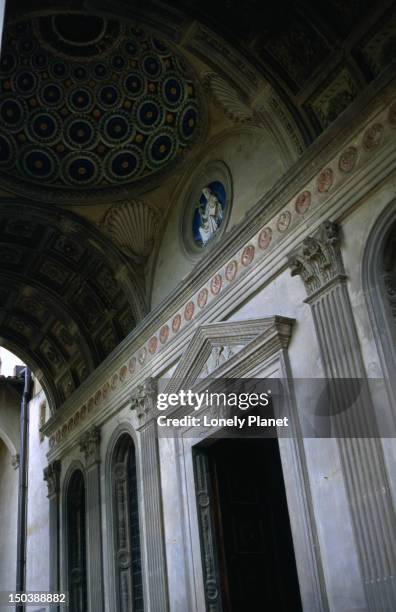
<box><xmin>0</xmin><ymin>439</ymin><xmax>18</xmax><ymax>600</ymax></box>
<box><xmin>0</xmin><ymin>383</ymin><xmax>21</xmax><ymax>454</ymax></box>
<box><xmin>26</xmin><ymin>390</ymin><xmax>50</xmax><ymax>595</ymax></box>
<box><xmin>152</xmin><ymin>128</ymin><xmax>286</xmax><ymax>306</ymax></box>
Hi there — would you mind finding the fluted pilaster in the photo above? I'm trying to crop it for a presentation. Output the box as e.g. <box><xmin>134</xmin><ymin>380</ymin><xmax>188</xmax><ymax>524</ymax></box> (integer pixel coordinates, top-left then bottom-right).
<box><xmin>131</xmin><ymin>378</ymin><xmax>169</xmax><ymax>611</ymax></box>
<box><xmin>290</xmin><ymin>221</ymin><xmax>396</xmax><ymax>610</ymax></box>
<box><xmin>43</xmin><ymin>460</ymin><xmax>61</xmax><ymax>612</ymax></box>
<box><xmin>79</xmin><ymin>426</ymin><xmax>104</xmax><ymax>612</ymax></box>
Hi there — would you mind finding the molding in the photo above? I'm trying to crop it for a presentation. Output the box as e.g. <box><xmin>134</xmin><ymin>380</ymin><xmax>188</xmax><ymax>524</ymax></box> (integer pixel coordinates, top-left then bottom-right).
<box><xmin>166</xmin><ymin>316</ymin><xmax>294</xmax><ymax>394</ymax></box>
<box><xmin>165</xmin><ymin>314</ymin><xmax>328</xmax><ymax>612</ymax></box>
<box><xmin>104</xmin><ymin>422</ymin><xmax>147</xmax><ymax>612</ymax></box>
<box><xmin>362</xmin><ymin>199</ymin><xmax>396</xmax><ymax>414</ymax></box>
<box><xmin>44</xmin><ymin>79</ymin><xmax>396</xmax><ymax>456</ymax></box>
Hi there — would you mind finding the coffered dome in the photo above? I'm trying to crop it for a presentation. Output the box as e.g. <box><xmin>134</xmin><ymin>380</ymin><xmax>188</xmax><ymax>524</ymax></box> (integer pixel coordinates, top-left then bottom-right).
<box><xmin>0</xmin><ymin>13</ymin><xmax>201</xmax><ymax>203</ymax></box>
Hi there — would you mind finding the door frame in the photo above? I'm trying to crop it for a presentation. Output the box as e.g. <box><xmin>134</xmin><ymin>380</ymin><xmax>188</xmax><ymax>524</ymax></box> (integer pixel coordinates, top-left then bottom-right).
<box><xmin>165</xmin><ymin>317</ymin><xmax>328</xmax><ymax>612</ymax></box>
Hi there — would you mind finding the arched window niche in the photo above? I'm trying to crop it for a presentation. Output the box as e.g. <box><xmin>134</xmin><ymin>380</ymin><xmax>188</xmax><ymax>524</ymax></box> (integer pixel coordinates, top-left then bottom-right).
<box><xmin>109</xmin><ymin>431</ymin><xmax>144</xmax><ymax>612</ymax></box>
<box><xmin>65</xmin><ymin>468</ymin><xmax>87</xmax><ymax>612</ymax></box>
<box><xmin>362</xmin><ymin>200</ymin><xmax>396</xmax><ymax>410</ymax></box>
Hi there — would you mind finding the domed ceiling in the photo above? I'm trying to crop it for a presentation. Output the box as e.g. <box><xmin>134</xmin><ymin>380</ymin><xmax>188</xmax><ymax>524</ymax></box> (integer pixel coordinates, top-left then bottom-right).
<box><xmin>0</xmin><ymin>13</ymin><xmax>201</xmax><ymax>203</ymax></box>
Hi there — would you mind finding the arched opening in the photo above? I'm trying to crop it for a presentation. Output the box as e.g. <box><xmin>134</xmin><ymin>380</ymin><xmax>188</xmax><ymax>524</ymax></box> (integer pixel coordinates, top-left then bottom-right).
<box><xmin>382</xmin><ymin>222</ymin><xmax>396</xmax><ymax>349</ymax></box>
<box><xmin>111</xmin><ymin>433</ymin><xmax>144</xmax><ymax>612</ymax></box>
<box><xmin>363</xmin><ymin>203</ymin><xmax>396</xmax><ymax>409</ymax></box>
<box><xmin>0</xmin><ymin>202</ymin><xmax>144</xmax><ymax>412</ymax></box>
<box><xmin>66</xmin><ymin>469</ymin><xmax>87</xmax><ymax>612</ymax></box>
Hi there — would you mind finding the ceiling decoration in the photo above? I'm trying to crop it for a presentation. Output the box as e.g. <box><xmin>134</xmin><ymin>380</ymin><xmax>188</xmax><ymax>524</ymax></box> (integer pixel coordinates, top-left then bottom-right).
<box><xmin>0</xmin><ymin>201</ymin><xmax>146</xmax><ymax>410</ymax></box>
<box><xmin>108</xmin><ymin>0</ymin><xmax>394</xmax><ymax>139</ymax></box>
<box><xmin>101</xmin><ymin>200</ymin><xmax>160</xmax><ymax>262</ymax></box>
<box><xmin>0</xmin><ymin>13</ymin><xmax>201</xmax><ymax>203</ymax></box>
<box><xmin>204</xmin><ymin>73</ymin><xmax>254</xmax><ymax>123</ymax></box>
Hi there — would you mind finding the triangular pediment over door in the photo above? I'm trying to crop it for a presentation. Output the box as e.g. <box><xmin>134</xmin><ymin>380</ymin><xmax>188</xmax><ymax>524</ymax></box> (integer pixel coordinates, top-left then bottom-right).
<box><xmin>165</xmin><ymin>316</ymin><xmax>295</xmax><ymax>393</ymax></box>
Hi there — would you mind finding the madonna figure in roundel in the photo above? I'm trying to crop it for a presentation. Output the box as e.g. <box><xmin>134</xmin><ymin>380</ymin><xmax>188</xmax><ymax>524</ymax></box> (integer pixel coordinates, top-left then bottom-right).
<box><xmin>196</xmin><ymin>186</ymin><xmax>223</xmax><ymax>246</ymax></box>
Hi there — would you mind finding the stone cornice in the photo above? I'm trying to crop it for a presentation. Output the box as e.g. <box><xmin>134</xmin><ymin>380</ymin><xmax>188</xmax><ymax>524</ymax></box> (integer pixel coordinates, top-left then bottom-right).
<box><xmin>44</xmin><ymin>76</ymin><xmax>396</xmax><ymax>456</ymax></box>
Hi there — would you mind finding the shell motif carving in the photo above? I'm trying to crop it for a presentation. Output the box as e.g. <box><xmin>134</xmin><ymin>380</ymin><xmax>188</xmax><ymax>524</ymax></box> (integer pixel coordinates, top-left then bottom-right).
<box><xmin>205</xmin><ymin>73</ymin><xmax>253</xmax><ymax>123</ymax></box>
<box><xmin>102</xmin><ymin>200</ymin><xmax>159</xmax><ymax>261</ymax></box>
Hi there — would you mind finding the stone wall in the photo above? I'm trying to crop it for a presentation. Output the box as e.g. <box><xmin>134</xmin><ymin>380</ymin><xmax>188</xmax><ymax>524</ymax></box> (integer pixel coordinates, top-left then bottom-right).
<box><xmin>36</xmin><ymin>82</ymin><xmax>396</xmax><ymax>611</ymax></box>
<box><xmin>0</xmin><ymin>439</ymin><xmax>18</xmax><ymax>600</ymax></box>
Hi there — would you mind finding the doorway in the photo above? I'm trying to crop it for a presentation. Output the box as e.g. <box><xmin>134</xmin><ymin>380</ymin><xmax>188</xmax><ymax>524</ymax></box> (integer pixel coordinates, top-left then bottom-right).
<box><xmin>195</xmin><ymin>438</ymin><xmax>302</xmax><ymax>611</ymax></box>
<box><xmin>66</xmin><ymin>469</ymin><xmax>87</xmax><ymax>612</ymax></box>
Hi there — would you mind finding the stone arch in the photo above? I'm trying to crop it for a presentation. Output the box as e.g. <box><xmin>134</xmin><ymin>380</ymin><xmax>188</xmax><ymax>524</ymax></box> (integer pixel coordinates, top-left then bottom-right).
<box><xmin>362</xmin><ymin>200</ymin><xmax>396</xmax><ymax>412</ymax></box>
<box><xmin>0</xmin><ymin>201</ymin><xmax>146</xmax><ymax>411</ymax></box>
<box><xmin>105</xmin><ymin>424</ymin><xmax>144</xmax><ymax>612</ymax></box>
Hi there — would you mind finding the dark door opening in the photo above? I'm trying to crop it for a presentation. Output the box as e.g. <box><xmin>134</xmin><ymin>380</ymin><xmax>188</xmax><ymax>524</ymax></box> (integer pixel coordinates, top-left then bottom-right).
<box><xmin>196</xmin><ymin>438</ymin><xmax>302</xmax><ymax>611</ymax></box>
<box><xmin>67</xmin><ymin>470</ymin><xmax>87</xmax><ymax>612</ymax></box>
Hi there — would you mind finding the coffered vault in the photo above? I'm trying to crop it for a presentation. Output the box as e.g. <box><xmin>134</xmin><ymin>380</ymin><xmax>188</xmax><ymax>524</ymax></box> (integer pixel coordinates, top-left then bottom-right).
<box><xmin>0</xmin><ymin>201</ymin><xmax>146</xmax><ymax>410</ymax></box>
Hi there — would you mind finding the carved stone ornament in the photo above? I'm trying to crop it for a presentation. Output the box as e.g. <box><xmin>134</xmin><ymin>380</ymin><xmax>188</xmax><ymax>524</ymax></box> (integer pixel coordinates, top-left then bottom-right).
<box><xmin>11</xmin><ymin>453</ymin><xmax>20</xmax><ymax>470</ymax></box>
<box><xmin>204</xmin><ymin>72</ymin><xmax>254</xmax><ymax>123</ymax></box>
<box><xmin>43</xmin><ymin>460</ymin><xmax>61</xmax><ymax>498</ymax></box>
<box><xmin>130</xmin><ymin>378</ymin><xmax>158</xmax><ymax>426</ymax></box>
<box><xmin>289</xmin><ymin>221</ymin><xmax>345</xmax><ymax>297</ymax></box>
<box><xmin>79</xmin><ymin>426</ymin><xmax>101</xmax><ymax>467</ymax></box>
<box><xmin>200</xmin><ymin>345</ymin><xmax>242</xmax><ymax>377</ymax></box>
<box><xmin>101</xmin><ymin>200</ymin><xmax>160</xmax><ymax>262</ymax></box>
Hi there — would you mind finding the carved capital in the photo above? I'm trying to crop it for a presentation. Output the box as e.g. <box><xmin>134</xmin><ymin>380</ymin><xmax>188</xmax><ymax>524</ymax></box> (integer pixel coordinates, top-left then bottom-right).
<box><xmin>289</xmin><ymin>221</ymin><xmax>345</xmax><ymax>297</ymax></box>
<box><xmin>130</xmin><ymin>378</ymin><xmax>157</xmax><ymax>427</ymax></box>
<box><xmin>11</xmin><ymin>454</ymin><xmax>20</xmax><ymax>470</ymax></box>
<box><xmin>43</xmin><ymin>460</ymin><xmax>61</xmax><ymax>498</ymax></box>
<box><xmin>79</xmin><ymin>426</ymin><xmax>101</xmax><ymax>467</ymax></box>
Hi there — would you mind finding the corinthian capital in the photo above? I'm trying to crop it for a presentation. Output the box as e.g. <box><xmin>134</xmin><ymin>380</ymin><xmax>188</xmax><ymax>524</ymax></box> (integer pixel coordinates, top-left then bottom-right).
<box><xmin>130</xmin><ymin>378</ymin><xmax>157</xmax><ymax>427</ymax></box>
<box><xmin>43</xmin><ymin>460</ymin><xmax>61</xmax><ymax>498</ymax></box>
<box><xmin>79</xmin><ymin>426</ymin><xmax>101</xmax><ymax>467</ymax></box>
<box><xmin>289</xmin><ymin>221</ymin><xmax>345</xmax><ymax>297</ymax></box>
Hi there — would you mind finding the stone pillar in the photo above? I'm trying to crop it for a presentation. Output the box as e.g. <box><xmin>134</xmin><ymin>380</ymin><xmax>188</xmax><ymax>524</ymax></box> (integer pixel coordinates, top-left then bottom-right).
<box><xmin>79</xmin><ymin>427</ymin><xmax>104</xmax><ymax>612</ymax></box>
<box><xmin>290</xmin><ymin>221</ymin><xmax>396</xmax><ymax>610</ymax></box>
<box><xmin>131</xmin><ymin>379</ymin><xmax>169</xmax><ymax>612</ymax></box>
<box><xmin>43</xmin><ymin>460</ymin><xmax>61</xmax><ymax>612</ymax></box>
